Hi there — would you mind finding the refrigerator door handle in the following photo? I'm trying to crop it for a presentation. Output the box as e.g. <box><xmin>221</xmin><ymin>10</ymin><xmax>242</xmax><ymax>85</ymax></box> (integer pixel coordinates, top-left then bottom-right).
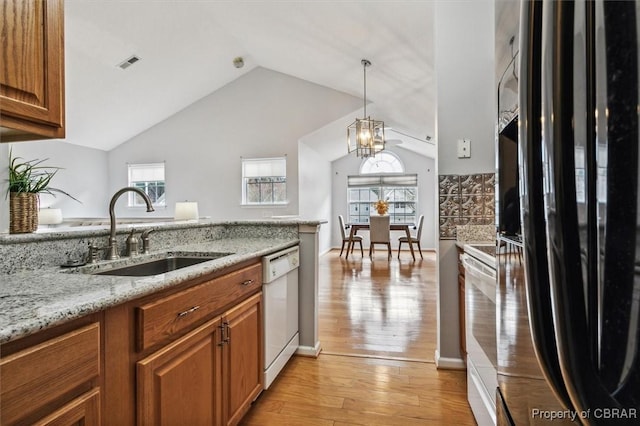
<box><xmin>542</xmin><ymin>0</ymin><xmax>639</xmax><ymax>417</ymax></box>
<box><xmin>518</xmin><ymin>0</ymin><xmax>573</xmax><ymax>411</ymax></box>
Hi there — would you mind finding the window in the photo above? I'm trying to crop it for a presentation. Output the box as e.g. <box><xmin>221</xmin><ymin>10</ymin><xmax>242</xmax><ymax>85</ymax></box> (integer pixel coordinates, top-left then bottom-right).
<box><xmin>348</xmin><ymin>151</ymin><xmax>417</xmax><ymax>223</ymax></box>
<box><xmin>242</xmin><ymin>157</ymin><xmax>287</xmax><ymax>205</ymax></box>
<box><xmin>360</xmin><ymin>151</ymin><xmax>404</xmax><ymax>174</ymax></box>
<box><xmin>348</xmin><ymin>174</ymin><xmax>418</xmax><ymax>224</ymax></box>
<box><xmin>128</xmin><ymin>163</ymin><xmax>165</xmax><ymax>207</ymax></box>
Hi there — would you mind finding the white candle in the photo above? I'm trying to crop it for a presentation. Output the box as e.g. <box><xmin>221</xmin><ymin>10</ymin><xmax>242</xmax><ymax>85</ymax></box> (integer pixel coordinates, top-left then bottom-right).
<box><xmin>174</xmin><ymin>202</ymin><xmax>199</xmax><ymax>221</ymax></box>
<box><xmin>38</xmin><ymin>208</ymin><xmax>63</xmax><ymax>225</ymax></box>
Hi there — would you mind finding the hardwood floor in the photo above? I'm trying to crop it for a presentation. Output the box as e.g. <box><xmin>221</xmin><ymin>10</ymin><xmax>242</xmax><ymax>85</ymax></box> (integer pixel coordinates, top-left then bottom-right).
<box><xmin>318</xmin><ymin>250</ymin><xmax>436</xmax><ymax>361</ymax></box>
<box><xmin>241</xmin><ymin>249</ymin><xmax>475</xmax><ymax>425</ymax></box>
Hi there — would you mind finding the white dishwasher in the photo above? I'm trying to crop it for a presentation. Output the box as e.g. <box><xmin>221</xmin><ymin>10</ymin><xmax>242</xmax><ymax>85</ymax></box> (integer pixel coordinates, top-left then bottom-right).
<box><xmin>262</xmin><ymin>246</ymin><xmax>299</xmax><ymax>389</ymax></box>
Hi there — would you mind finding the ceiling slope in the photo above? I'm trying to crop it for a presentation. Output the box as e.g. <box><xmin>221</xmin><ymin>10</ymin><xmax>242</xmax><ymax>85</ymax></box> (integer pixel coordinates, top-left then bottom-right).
<box><xmin>61</xmin><ymin>1</ymin><xmax>435</xmax><ymax>153</ymax></box>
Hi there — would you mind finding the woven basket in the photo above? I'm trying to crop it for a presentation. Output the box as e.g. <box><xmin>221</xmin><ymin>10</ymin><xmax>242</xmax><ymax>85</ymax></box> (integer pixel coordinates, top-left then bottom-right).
<box><xmin>10</xmin><ymin>192</ymin><xmax>38</xmax><ymax>234</ymax></box>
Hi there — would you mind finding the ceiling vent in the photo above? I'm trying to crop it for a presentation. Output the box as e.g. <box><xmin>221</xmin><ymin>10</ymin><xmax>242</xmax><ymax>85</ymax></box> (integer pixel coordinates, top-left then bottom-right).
<box><xmin>117</xmin><ymin>55</ymin><xmax>141</xmax><ymax>70</ymax></box>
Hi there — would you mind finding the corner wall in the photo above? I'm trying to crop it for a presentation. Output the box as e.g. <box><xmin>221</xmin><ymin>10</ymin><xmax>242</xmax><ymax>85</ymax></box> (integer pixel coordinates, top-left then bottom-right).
<box><xmin>298</xmin><ymin>142</ymin><xmax>332</xmax><ymax>253</ymax></box>
<box><xmin>435</xmin><ymin>1</ymin><xmax>496</xmax><ymax>367</ymax></box>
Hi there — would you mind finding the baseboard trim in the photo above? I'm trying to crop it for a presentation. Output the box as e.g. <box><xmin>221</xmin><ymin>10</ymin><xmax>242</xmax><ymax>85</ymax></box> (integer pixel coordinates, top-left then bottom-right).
<box><xmin>296</xmin><ymin>342</ymin><xmax>322</xmax><ymax>358</ymax></box>
<box><xmin>434</xmin><ymin>350</ymin><xmax>466</xmax><ymax>370</ymax></box>
<box><xmin>319</xmin><ymin>247</ymin><xmax>333</xmax><ymax>256</ymax></box>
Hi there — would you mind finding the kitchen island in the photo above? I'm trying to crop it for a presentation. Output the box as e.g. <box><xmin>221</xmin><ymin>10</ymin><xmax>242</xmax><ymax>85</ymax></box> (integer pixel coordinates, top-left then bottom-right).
<box><xmin>0</xmin><ymin>219</ymin><xmax>324</xmax><ymax>425</ymax></box>
<box><xmin>0</xmin><ymin>219</ymin><xmax>324</xmax><ymax>344</ymax></box>
<box><xmin>0</xmin><ymin>236</ymin><xmax>296</xmax><ymax>344</ymax></box>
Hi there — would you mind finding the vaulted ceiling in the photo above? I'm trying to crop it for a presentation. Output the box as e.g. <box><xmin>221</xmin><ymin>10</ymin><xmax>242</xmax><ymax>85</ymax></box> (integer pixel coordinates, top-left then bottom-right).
<box><xmin>62</xmin><ymin>1</ymin><xmax>436</xmax><ymax>158</ymax></box>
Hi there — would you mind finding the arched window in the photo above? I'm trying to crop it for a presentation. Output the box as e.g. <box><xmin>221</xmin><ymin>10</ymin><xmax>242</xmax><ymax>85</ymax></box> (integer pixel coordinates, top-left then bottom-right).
<box><xmin>347</xmin><ymin>152</ymin><xmax>417</xmax><ymax>224</ymax></box>
<box><xmin>359</xmin><ymin>151</ymin><xmax>404</xmax><ymax>174</ymax></box>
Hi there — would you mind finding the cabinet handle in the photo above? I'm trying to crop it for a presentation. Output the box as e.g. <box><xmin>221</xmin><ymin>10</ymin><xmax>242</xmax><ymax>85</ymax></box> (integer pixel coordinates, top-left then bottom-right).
<box><xmin>218</xmin><ymin>323</ymin><xmax>226</xmax><ymax>346</ymax></box>
<box><xmin>177</xmin><ymin>305</ymin><xmax>200</xmax><ymax>318</ymax></box>
<box><xmin>224</xmin><ymin>321</ymin><xmax>230</xmax><ymax>344</ymax></box>
<box><xmin>241</xmin><ymin>279</ymin><xmax>253</xmax><ymax>286</ymax></box>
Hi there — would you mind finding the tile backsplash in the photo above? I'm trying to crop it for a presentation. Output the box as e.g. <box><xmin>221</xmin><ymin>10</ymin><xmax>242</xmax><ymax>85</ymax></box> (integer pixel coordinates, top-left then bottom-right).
<box><xmin>439</xmin><ymin>173</ymin><xmax>495</xmax><ymax>240</ymax></box>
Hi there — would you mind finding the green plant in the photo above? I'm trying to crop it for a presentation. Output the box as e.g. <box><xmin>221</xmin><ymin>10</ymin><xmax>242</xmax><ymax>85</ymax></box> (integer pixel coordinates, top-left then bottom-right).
<box><xmin>8</xmin><ymin>150</ymin><xmax>80</xmax><ymax>202</ymax></box>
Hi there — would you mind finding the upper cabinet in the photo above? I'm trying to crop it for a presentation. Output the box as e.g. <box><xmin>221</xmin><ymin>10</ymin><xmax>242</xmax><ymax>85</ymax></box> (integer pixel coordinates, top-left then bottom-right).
<box><xmin>0</xmin><ymin>0</ymin><xmax>65</xmax><ymax>142</ymax></box>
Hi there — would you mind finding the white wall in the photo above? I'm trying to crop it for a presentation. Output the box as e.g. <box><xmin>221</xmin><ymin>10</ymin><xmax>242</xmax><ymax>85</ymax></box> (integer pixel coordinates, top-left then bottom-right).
<box><xmin>435</xmin><ymin>1</ymin><xmax>496</xmax><ymax>366</ymax></box>
<box><xmin>0</xmin><ymin>144</ymin><xmax>8</xmax><ymax>233</ymax></box>
<box><xmin>330</xmin><ymin>146</ymin><xmax>436</xmax><ymax>251</ymax></box>
<box><xmin>108</xmin><ymin>67</ymin><xmax>362</xmax><ymax>220</ymax></box>
<box><xmin>298</xmin><ymin>142</ymin><xmax>332</xmax><ymax>253</ymax></box>
<box><xmin>8</xmin><ymin>141</ymin><xmax>109</xmax><ymax>218</ymax></box>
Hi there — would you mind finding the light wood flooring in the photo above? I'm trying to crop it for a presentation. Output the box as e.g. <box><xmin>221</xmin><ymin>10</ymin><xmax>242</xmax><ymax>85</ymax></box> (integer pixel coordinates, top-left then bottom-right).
<box><xmin>241</xmin><ymin>249</ymin><xmax>475</xmax><ymax>425</ymax></box>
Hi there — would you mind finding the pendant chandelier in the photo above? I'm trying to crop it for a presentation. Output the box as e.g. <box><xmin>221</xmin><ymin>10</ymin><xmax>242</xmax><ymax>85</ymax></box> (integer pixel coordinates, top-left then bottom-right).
<box><xmin>347</xmin><ymin>59</ymin><xmax>385</xmax><ymax>158</ymax></box>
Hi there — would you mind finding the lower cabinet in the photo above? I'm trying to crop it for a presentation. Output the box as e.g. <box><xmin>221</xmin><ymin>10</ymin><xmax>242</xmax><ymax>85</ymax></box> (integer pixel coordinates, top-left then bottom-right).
<box><xmin>0</xmin><ymin>319</ymin><xmax>102</xmax><ymax>426</ymax></box>
<box><xmin>35</xmin><ymin>388</ymin><xmax>101</xmax><ymax>426</ymax></box>
<box><xmin>1</xmin><ymin>259</ymin><xmax>265</xmax><ymax>426</ymax></box>
<box><xmin>137</xmin><ymin>292</ymin><xmax>263</xmax><ymax>426</ymax></box>
<box><xmin>456</xmin><ymin>245</ymin><xmax>466</xmax><ymax>360</ymax></box>
<box><xmin>223</xmin><ymin>293</ymin><xmax>263</xmax><ymax>426</ymax></box>
<box><xmin>138</xmin><ymin>316</ymin><xmax>223</xmax><ymax>425</ymax></box>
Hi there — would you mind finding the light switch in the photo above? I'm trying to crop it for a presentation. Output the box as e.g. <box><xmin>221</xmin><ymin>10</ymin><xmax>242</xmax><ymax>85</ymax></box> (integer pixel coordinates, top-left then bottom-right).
<box><xmin>457</xmin><ymin>139</ymin><xmax>471</xmax><ymax>158</ymax></box>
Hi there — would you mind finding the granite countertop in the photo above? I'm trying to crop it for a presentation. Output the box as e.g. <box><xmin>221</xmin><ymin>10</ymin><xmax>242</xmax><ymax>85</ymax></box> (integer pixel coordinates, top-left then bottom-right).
<box><xmin>0</xmin><ymin>236</ymin><xmax>298</xmax><ymax>344</ymax></box>
<box><xmin>0</xmin><ymin>218</ymin><xmax>322</xmax><ymax>243</ymax></box>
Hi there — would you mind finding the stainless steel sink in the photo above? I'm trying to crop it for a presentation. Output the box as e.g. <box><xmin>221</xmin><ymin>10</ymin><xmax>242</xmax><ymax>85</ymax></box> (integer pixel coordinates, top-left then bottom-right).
<box><xmin>91</xmin><ymin>253</ymin><xmax>232</xmax><ymax>276</ymax></box>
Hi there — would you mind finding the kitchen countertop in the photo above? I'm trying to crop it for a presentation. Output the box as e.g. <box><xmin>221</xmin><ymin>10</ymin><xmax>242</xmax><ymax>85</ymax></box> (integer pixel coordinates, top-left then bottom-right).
<box><xmin>0</xmin><ymin>218</ymin><xmax>320</xmax><ymax>243</ymax></box>
<box><xmin>0</xmin><ymin>236</ymin><xmax>298</xmax><ymax>344</ymax></box>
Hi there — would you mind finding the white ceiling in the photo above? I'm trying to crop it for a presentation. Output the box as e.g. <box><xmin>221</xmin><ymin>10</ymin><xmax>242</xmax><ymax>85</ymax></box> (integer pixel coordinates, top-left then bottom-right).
<box><xmin>61</xmin><ymin>0</ymin><xmax>436</xmax><ymax>157</ymax></box>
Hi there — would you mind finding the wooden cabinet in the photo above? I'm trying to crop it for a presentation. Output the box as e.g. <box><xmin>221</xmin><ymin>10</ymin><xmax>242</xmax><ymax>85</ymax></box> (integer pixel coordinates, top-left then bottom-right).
<box><xmin>0</xmin><ymin>318</ymin><xmax>102</xmax><ymax>426</ymax></box>
<box><xmin>105</xmin><ymin>260</ymin><xmax>264</xmax><ymax>426</ymax></box>
<box><xmin>138</xmin><ymin>316</ymin><xmax>224</xmax><ymax>426</ymax></box>
<box><xmin>33</xmin><ymin>389</ymin><xmax>101</xmax><ymax>426</ymax></box>
<box><xmin>0</xmin><ymin>260</ymin><xmax>264</xmax><ymax>426</ymax></box>
<box><xmin>137</xmin><ymin>262</ymin><xmax>262</xmax><ymax>352</ymax></box>
<box><xmin>222</xmin><ymin>293</ymin><xmax>263</xmax><ymax>426</ymax></box>
<box><xmin>137</xmin><ymin>292</ymin><xmax>263</xmax><ymax>426</ymax></box>
<box><xmin>457</xmin><ymin>245</ymin><xmax>466</xmax><ymax>360</ymax></box>
<box><xmin>0</xmin><ymin>0</ymin><xmax>65</xmax><ymax>141</ymax></box>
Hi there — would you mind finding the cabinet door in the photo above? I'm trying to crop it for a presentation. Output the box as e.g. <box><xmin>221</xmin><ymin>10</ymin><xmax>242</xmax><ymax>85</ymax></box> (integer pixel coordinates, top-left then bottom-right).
<box><xmin>0</xmin><ymin>0</ymin><xmax>65</xmax><ymax>140</ymax></box>
<box><xmin>0</xmin><ymin>322</ymin><xmax>101</xmax><ymax>425</ymax></box>
<box><xmin>223</xmin><ymin>292</ymin><xmax>263</xmax><ymax>426</ymax></box>
<box><xmin>33</xmin><ymin>388</ymin><xmax>101</xmax><ymax>426</ymax></box>
<box><xmin>137</xmin><ymin>317</ymin><xmax>223</xmax><ymax>426</ymax></box>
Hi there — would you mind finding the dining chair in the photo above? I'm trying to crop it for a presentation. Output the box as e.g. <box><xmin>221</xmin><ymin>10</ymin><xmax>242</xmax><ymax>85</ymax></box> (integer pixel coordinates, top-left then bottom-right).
<box><xmin>338</xmin><ymin>215</ymin><xmax>363</xmax><ymax>256</ymax></box>
<box><xmin>369</xmin><ymin>215</ymin><xmax>391</xmax><ymax>259</ymax></box>
<box><xmin>398</xmin><ymin>214</ymin><xmax>424</xmax><ymax>259</ymax></box>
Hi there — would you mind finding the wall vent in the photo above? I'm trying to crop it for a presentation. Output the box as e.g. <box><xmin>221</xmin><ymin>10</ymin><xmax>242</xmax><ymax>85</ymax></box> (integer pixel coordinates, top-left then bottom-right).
<box><xmin>117</xmin><ymin>55</ymin><xmax>141</xmax><ymax>70</ymax></box>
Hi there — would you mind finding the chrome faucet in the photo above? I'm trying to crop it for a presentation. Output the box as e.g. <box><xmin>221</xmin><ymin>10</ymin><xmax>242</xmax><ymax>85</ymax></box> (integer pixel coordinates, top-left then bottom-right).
<box><xmin>107</xmin><ymin>187</ymin><xmax>154</xmax><ymax>260</ymax></box>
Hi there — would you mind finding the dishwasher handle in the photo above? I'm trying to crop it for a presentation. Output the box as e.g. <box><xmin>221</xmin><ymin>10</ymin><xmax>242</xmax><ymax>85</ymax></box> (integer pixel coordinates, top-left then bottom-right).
<box><xmin>262</xmin><ymin>246</ymin><xmax>300</xmax><ymax>283</ymax></box>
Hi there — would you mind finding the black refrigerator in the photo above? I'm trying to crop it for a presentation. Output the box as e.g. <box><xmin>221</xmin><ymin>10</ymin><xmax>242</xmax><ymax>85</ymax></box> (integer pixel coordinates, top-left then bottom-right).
<box><xmin>497</xmin><ymin>1</ymin><xmax>640</xmax><ymax>425</ymax></box>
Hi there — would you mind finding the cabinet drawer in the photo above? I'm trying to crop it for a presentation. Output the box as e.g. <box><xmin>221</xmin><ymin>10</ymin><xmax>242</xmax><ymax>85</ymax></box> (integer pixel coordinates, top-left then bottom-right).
<box><xmin>0</xmin><ymin>323</ymin><xmax>101</xmax><ymax>425</ymax></box>
<box><xmin>137</xmin><ymin>262</ymin><xmax>262</xmax><ymax>351</ymax></box>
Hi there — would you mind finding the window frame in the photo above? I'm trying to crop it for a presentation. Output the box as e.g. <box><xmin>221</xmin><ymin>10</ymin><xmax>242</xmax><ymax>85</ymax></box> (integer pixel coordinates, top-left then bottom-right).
<box><xmin>347</xmin><ymin>174</ymin><xmax>418</xmax><ymax>224</ymax></box>
<box><xmin>241</xmin><ymin>157</ymin><xmax>288</xmax><ymax>206</ymax></box>
<box><xmin>127</xmin><ymin>162</ymin><xmax>166</xmax><ymax>208</ymax></box>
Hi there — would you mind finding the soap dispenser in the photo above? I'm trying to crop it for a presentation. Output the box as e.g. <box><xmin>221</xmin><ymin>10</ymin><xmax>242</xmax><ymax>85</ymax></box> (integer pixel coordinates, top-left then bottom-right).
<box><xmin>126</xmin><ymin>229</ymin><xmax>139</xmax><ymax>256</ymax></box>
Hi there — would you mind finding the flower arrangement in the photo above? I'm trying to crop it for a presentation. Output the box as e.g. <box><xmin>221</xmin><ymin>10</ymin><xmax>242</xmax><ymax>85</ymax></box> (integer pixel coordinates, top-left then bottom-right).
<box><xmin>374</xmin><ymin>199</ymin><xmax>389</xmax><ymax>215</ymax></box>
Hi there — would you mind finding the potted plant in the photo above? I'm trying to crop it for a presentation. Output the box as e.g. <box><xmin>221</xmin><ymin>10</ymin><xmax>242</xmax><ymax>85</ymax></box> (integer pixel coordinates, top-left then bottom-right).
<box><xmin>8</xmin><ymin>150</ymin><xmax>79</xmax><ymax>233</ymax></box>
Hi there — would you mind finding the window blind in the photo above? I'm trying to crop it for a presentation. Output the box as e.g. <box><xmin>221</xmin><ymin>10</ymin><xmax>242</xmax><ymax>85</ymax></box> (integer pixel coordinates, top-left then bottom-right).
<box><xmin>128</xmin><ymin>163</ymin><xmax>165</xmax><ymax>181</ymax></box>
<box><xmin>242</xmin><ymin>157</ymin><xmax>286</xmax><ymax>178</ymax></box>
<box><xmin>347</xmin><ymin>173</ymin><xmax>418</xmax><ymax>187</ymax></box>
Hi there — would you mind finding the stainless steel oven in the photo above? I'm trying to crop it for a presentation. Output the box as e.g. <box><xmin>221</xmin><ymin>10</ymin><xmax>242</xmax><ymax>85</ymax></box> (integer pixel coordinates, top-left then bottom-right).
<box><xmin>463</xmin><ymin>244</ymin><xmax>498</xmax><ymax>426</ymax></box>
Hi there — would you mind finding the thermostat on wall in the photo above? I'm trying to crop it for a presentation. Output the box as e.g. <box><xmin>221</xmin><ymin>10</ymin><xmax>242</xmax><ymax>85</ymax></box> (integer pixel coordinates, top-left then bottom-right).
<box><xmin>457</xmin><ymin>139</ymin><xmax>471</xmax><ymax>158</ymax></box>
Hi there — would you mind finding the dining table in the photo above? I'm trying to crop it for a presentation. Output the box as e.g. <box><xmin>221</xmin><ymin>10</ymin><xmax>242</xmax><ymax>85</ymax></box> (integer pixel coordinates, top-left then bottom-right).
<box><xmin>345</xmin><ymin>222</ymin><xmax>416</xmax><ymax>260</ymax></box>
